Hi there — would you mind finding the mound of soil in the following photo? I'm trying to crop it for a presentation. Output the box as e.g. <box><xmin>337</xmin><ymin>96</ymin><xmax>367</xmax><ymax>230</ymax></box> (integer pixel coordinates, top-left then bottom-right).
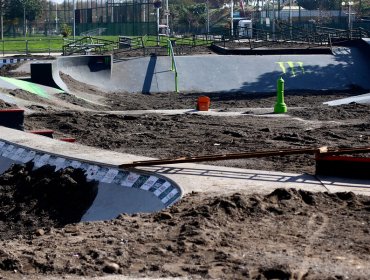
<box><xmin>0</xmin><ymin>163</ymin><xmax>98</xmax><ymax>240</ymax></box>
<box><xmin>0</xmin><ymin>187</ymin><xmax>369</xmax><ymax>279</ymax></box>
<box><xmin>0</xmin><ymin>99</ymin><xmax>17</xmax><ymax>109</ymax></box>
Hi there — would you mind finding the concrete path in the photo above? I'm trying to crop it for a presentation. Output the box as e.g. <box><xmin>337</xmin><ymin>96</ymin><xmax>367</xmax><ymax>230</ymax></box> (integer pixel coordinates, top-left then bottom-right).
<box><xmin>1</xmin><ymin>125</ymin><xmax>369</xmax><ymax>206</ymax></box>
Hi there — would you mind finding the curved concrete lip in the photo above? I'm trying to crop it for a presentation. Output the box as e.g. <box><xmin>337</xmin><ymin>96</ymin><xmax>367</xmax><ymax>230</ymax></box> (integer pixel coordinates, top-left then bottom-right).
<box><xmin>0</xmin><ymin>126</ymin><xmax>182</xmax><ymax>222</ymax></box>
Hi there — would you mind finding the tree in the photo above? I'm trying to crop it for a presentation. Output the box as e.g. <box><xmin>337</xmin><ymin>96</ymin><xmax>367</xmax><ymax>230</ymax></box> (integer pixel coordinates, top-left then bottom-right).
<box><xmin>6</xmin><ymin>0</ymin><xmax>43</xmax><ymax>22</ymax></box>
<box><xmin>177</xmin><ymin>3</ymin><xmax>207</xmax><ymax>33</ymax></box>
<box><xmin>5</xmin><ymin>0</ymin><xmax>43</xmax><ymax>36</ymax></box>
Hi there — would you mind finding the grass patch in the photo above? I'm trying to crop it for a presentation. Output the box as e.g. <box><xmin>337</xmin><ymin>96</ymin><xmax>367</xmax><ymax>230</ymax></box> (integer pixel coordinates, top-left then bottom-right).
<box><xmin>0</xmin><ymin>35</ymin><xmax>211</xmax><ymax>55</ymax></box>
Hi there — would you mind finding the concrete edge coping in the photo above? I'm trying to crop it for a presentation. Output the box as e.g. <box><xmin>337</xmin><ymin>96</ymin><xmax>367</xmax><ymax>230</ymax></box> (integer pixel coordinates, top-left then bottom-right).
<box><xmin>0</xmin><ymin>126</ymin><xmax>183</xmax><ymax>213</ymax></box>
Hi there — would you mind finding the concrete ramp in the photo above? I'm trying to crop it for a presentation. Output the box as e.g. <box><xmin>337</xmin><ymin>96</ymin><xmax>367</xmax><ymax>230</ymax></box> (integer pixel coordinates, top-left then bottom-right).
<box><xmin>324</xmin><ymin>92</ymin><xmax>370</xmax><ymax>106</ymax></box>
<box><xmin>0</xmin><ymin>76</ymin><xmax>63</xmax><ymax>97</ymax></box>
<box><xmin>56</xmin><ymin>55</ymin><xmax>112</xmax><ymax>91</ymax></box>
<box><xmin>50</xmin><ymin>46</ymin><xmax>370</xmax><ymax>94</ymax></box>
<box><xmin>0</xmin><ymin>128</ymin><xmax>182</xmax><ymax>222</ymax></box>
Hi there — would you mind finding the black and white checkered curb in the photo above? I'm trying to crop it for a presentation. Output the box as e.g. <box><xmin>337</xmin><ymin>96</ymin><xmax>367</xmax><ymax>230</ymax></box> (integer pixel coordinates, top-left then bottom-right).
<box><xmin>0</xmin><ymin>140</ymin><xmax>181</xmax><ymax>207</ymax></box>
<box><xmin>0</xmin><ymin>58</ymin><xmax>35</xmax><ymax>65</ymax></box>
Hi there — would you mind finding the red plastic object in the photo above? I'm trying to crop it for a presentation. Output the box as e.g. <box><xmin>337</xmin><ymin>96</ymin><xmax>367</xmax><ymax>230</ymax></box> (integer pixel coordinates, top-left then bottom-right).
<box><xmin>197</xmin><ymin>96</ymin><xmax>210</xmax><ymax>111</ymax></box>
<box><xmin>30</xmin><ymin>129</ymin><xmax>54</xmax><ymax>138</ymax></box>
<box><xmin>59</xmin><ymin>138</ymin><xmax>76</xmax><ymax>143</ymax></box>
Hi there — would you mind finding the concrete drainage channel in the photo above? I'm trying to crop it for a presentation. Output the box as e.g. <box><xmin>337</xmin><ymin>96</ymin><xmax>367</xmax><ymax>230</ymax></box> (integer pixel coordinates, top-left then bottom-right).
<box><xmin>0</xmin><ymin>138</ymin><xmax>182</xmax><ymax>222</ymax></box>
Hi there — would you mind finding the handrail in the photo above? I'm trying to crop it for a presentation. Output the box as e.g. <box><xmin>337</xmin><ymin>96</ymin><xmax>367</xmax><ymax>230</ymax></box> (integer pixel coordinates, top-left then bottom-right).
<box><xmin>328</xmin><ymin>34</ymin><xmax>333</xmax><ymax>53</ymax></box>
<box><xmin>62</xmin><ymin>36</ymin><xmax>117</xmax><ymax>56</ymax></box>
<box><xmin>167</xmin><ymin>40</ymin><xmax>179</xmax><ymax>93</ymax></box>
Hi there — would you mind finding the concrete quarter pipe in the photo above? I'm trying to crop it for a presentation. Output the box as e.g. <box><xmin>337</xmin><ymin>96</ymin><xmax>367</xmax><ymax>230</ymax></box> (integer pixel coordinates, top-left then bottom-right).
<box><xmin>48</xmin><ymin>44</ymin><xmax>370</xmax><ymax>94</ymax></box>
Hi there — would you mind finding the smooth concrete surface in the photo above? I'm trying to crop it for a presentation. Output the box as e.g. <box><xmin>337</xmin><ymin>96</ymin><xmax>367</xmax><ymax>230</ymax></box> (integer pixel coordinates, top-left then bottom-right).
<box><xmin>139</xmin><ymin>163</ymin><xmax>370</xmax><ymax>196</ymax></box>
<box><xmin>51</xmin><ymin>47</ymin><xmax>370</xmax><ymax>94</ymax></box>
<box><xmin>81</xmin><ymin>183</ymin><xmax>166</xmax><ymax>221</ymax></box>
<box><xmin>323</xmin><ymin>92</ymin><xmax>370</xmax><ymax>106</ymax></box>
<box><xmin>0</xmin><ymin>75</ymin><xmax>63</xmax><ymax>96</ymax></box>
<box><xmin>1</xmin><ymin>126</ymin><xmax>369</xmax><ymax>199</ymax></box>
<box><xmin>54</xmin><ymin>55</ymin><xmax>112</xmax><ymax>92</ymax></box>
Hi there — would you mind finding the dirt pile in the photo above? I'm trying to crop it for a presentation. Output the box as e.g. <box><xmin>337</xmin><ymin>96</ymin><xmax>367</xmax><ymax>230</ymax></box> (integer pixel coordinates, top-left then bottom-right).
<box><xmin>0</xmin><ymin>184</ymin><xmax>369</xmax><ymax>279</ymax></box>
<box><xmin>0</xmin><ymin>99</ymin><xmax>17</xmax><ymax>109</ymax></box>
<box><xmin>0</xmin><ymin>163</ymin><xmax>98</xmax><ymax>240</ymax></box>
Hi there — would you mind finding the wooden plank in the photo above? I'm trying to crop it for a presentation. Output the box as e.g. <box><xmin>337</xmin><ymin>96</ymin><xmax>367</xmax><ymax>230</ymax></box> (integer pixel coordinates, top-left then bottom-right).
<box><xmin>317</xmin><ymin>147</ymin><xmax>370</xmax><ymax>156</ymax></box>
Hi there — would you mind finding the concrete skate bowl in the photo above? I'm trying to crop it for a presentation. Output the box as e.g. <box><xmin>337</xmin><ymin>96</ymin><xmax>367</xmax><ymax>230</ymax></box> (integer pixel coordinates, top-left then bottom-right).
<box><xmin>46</xmin><ymin>39</ymin><xmax>370</xmax><ymax>94</ymax></box>
<box><xmin>0</xmin><ymin>138</ymin><xmax>182</xmax><ymax>223</ymax></box>
<box><xmin>49</xmin><ymin>55</ymin><xmax>112</xmax><ymax>93</ymax></box>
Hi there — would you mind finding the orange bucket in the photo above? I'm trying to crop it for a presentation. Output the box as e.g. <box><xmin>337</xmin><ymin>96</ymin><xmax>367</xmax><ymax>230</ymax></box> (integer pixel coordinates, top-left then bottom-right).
<box><xmin>197</xmin><ymin>96</ymin><xmax>210</xmax><ymax>111</ymax></box>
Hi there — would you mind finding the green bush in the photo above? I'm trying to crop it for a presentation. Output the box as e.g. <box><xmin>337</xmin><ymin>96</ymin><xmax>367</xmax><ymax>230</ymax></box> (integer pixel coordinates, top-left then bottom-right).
<box><xmin>61</xmin><ymin>24</ymin><xmax>72</xmax><ymax>38</ymax></box>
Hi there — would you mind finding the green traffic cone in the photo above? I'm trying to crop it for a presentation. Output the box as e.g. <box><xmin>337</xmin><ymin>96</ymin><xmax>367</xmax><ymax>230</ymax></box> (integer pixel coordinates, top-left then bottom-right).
<box><xmin>274</xmin><ymin>77</ymin><xmax>287</xmax><ymax>114</ymax></box>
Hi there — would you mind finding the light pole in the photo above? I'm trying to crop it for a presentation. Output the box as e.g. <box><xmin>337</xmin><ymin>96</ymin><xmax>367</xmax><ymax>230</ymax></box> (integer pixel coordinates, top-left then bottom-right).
<box><xmin>272</xmin><ymin>0</ymin><xmax>275</xmax><ymax>40</ymax></box>
<box><xmin>342</xmin><ymin>1</ymin><xmax>354</xmax><ymax>31</ymax></box>
<box><xmin>154</xmin><ymin>0</ymin><xmax>162</xmax><ymax>46</ymax></box>
<box><xmin>289</xmin><ymin>0</ymin><xmax>292</xmax><ymax>38</ymax></box>
<box><xmin>73</xmin><ymin>0</ymin><xmax>76</xmax><ymax>40</ymax></box>
<box><xmin>207</xmin><ymin>0</ymin><xmax>210</xmax><ymax>34</ymax></box>
<box><xmin>23</xmin><ymin>5</ymin><xmax>26</xmax><ymax>37</ymax></box>
<box><xmin>55</xmin><ymin>3</ymin><xmax>58</xmax><ymax>34</ymax></box>
<box><xmin>165</xmin><ymin>0</ymin><xmax>169</xmax><ymax>35</ymax></box>
<box><xmin>230</xmin><ymin>0</ymin><xmax>234</xmax><ymax>37</ymax></box>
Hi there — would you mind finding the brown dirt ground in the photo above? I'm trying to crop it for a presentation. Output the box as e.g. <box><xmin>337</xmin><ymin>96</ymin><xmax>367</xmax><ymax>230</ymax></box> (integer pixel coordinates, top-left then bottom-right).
<box><xmin>23</xmin><ymin>89</ymin><xmax>370</xmax><ymax>174</ymax></box>
<box><xmin>0</xmin><ymin>171</ymin><xmax>369</xmax><ymax>279</ymax></box>
<box><xmin>1</xmin><ymin>58</ymin><xmax>370</xmax><ymax>280</ymax></box>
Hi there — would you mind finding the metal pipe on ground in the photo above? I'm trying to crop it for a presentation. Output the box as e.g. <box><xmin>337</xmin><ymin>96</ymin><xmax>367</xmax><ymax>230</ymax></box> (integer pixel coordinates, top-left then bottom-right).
<box><xmin>119</xmin><ymin>146</ymin><xmax>370</xmax><ymax>169</ymax></box>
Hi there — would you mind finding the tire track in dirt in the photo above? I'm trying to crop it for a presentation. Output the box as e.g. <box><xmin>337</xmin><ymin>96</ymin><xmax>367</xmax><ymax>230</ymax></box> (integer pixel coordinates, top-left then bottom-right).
<box><xmin>295</xmin><ymin>212</ymin><xmax>329</xmax><ymax>280</ymax></box>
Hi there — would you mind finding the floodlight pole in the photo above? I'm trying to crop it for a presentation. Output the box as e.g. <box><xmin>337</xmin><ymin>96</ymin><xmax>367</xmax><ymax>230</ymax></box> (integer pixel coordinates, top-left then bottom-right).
<box><xmin>230</xmin><ymin>0</ymin><xmax>234</xmax><ymax>36</ymax></box>
<box><xmin>73</xmin><ymin>0</ymin><xmax>76</xmax><ymax>40</ymax></box>
<box><xmin>289</xmin><ymin>0</ymin><xmax>292</xmax><ymax>38</ymax></box>
<box><xmin>166</xmin><ymin>0</ymin><xmax>169</xmax><ymax>35</ymax></box>
<box><xmin>272</xmin><ymin>0</ymin><xmax>275</xmax><ymax>40</ymax></box>
<box><xmin>23</xmin><ymin>4</ymin><xmax>26</xmax><ymax>37</ymax></box>
<box><xmin>55</xmin><ymin>3</ymin><xmax>58</xmax><ymax>34</ymax></box>
<box><xmin>207</xmin><ymin>0</ymin><xmax>210</xmax><ymax>33</ymax></box>
<box><xmin>342</xmin><ymin>1</ymin><xmax>354</xmax><ymax>38</ymax></box>
<box><xmin>157</xmin><ymin>7</ymin><xmax>160</xmax><ymax>45</ymax></box>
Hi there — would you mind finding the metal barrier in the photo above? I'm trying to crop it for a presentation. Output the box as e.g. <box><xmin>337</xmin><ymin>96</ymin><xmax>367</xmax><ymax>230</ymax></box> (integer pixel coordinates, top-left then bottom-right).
<box><xmin>0</xmin><ymin>38</ymin><xmax>64</xmax><ymax>56</ymax></box>
<box><xmin>167</xmin><ymin>40</ymin><xmax>178</xmax><ymax>93</ymax></box>
<box><xmin>62</xmin><ymin>36</ymin><xmax>117</xmax><ymax>56</ymax></box>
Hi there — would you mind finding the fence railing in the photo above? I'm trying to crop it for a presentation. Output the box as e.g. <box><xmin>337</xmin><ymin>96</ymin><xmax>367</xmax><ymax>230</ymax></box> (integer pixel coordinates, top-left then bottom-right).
<box><xmin>0</xmin><ymin>38</ymin><xmax>64</xmax><ymax>56</ymax></box>
<box><xmin>167</xmin><ymin>39</ymin><xmax>178</xmax><ymax>93</ymax></box>
<box><xmin>62</xmin><ymin>36</ymin><xmax>117</xmax><ymax>56</ymax></box>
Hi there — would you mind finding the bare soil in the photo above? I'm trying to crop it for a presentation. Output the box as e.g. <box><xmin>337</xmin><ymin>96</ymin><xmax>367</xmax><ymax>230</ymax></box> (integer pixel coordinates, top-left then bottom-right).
<box><xmin>23</xmin><ymin>89</ymin><xmax>370</xmax><ymax>174</ymax></box>
<box><xmin>0</xmin><ymin>164</ymin><xmax>369</xmax><ymax>279</ymax></box>
<box><xmin>1</xmin><ymin>58</ymin><xmax>370</xmax><ymax>279</ymax></box>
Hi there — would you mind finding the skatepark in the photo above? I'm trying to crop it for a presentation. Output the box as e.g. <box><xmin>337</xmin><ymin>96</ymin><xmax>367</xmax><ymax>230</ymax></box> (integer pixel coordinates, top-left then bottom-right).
<box><xmin>0</xmin><ymin>33</ymin><xmax>370</xmax><ymax>279</ymax></box>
